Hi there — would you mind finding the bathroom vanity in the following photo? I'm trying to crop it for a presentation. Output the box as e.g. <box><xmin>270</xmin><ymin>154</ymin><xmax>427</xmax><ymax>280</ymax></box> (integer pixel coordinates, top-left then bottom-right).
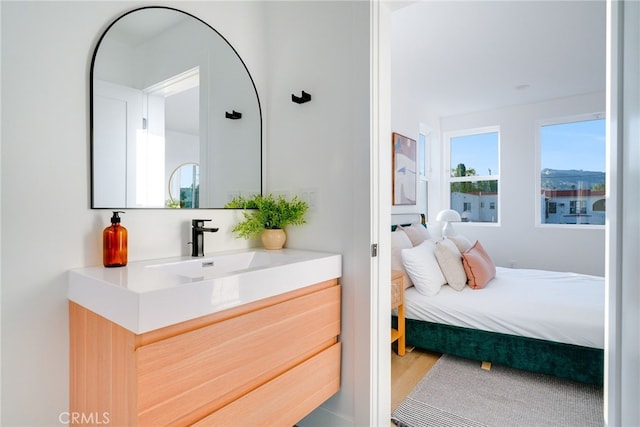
<box><xmin>68</xmin><ymin>249</ymin><xmax>342</xmax><ymax>426</ymax></box>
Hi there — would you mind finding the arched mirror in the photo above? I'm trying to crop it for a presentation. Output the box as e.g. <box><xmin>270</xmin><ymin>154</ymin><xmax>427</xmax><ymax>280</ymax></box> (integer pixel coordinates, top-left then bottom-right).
<box><xmin>91</xmin><ymin>6</ymin><xmax>262</xmax><ymax>208</ymax></box>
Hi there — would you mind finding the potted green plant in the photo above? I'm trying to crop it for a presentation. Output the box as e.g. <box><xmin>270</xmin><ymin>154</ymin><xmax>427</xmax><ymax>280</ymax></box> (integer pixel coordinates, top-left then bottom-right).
<box><xmin>225</xmin><ymin>193</ymin><xmax>309</xmax><ymax>249</ymax></box>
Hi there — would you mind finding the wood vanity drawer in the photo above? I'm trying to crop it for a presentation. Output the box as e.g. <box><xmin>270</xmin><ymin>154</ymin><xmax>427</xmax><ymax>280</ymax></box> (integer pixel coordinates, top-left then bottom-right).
<box><xmin>194</xmin><ymin>342</ymin><xmax>341</xmax><ymax>426</ymax></box>
<box><xmin>136</xmin><ymin>285</ymin><xmax>341</xmax><ymax>426</ymax></box>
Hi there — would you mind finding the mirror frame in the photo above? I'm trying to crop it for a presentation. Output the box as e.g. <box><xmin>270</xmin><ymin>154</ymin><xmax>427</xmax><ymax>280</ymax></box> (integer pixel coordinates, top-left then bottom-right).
<box><xmin>89</xmin><ymin>6</ymin><xmax>263</xmax><ymax>209</ymax></box>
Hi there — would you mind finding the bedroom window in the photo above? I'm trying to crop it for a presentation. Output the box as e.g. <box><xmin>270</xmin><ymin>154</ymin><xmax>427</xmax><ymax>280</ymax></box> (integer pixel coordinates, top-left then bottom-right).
<box><xmin>445</xmin><ymin>127</ymin><xmax>499</xmax><ymax>223</ymax></box>
<box><xmin>539</xmin><ymin>116</ymin><xmax>605</xmax><ymax>226</ymax></box>
<box><xmin>419</xmin><ymin>130</ymin><xmax>431</xmax><ymax>216</ymax></box>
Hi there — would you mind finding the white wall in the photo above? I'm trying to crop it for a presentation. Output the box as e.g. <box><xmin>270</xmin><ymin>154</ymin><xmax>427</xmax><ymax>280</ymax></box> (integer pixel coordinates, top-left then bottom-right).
<box><xmin>263</xmin><ymin>3</ymin><xmax>371</xmax><ymax>424</ymax></box>
<box><xmin>438</xmin><ymin>92</ymin><xmax>606</xmax><ymax>276</ymax></box>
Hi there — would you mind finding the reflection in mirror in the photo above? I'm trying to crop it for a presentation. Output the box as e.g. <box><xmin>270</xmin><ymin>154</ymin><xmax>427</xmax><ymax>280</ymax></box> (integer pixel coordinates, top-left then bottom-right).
<box><xmin>91</xmin><ymin>6</ymin><xmax>261</xmax><ymax>208</ymax></box>
<box><xmin>168</xmin><ymin>163</ymin><xmax>199</xmax><ymax>208</ymax></box>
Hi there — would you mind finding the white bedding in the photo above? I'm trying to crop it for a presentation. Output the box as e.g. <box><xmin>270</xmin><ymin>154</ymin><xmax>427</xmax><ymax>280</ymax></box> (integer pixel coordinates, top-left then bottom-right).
<box><xmin>403</xmin><ymin>266</ymin><xmax>604</xmax><ymax>349</ymax></box>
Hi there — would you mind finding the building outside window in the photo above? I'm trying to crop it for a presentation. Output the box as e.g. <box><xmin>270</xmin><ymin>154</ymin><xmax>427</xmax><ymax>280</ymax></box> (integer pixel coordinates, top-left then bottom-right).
<box><xmin>539</xmin><ymin>116</ymin><xmax>605</xmax><ymax>225</ymax></box>
<box><xmin>570</xmin><ymin>200</ymin><xmax>587</xmax><ymax>215</ymax></box>
<box><xmin>445</xmin><ymin>127</ymin><xmax>499</xmax><ymax>223</ymax></box>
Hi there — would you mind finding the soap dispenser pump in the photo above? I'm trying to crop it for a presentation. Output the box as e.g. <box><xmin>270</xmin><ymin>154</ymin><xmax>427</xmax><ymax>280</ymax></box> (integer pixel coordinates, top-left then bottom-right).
<box><xmin>103</xmin><ymin>211</ymin><xmax>128</xmax><ymax>267</ymax></box>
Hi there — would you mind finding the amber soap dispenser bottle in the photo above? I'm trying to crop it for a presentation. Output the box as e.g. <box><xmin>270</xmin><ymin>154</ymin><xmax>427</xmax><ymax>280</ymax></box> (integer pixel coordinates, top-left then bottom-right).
<box><xmin>103</xmin><ymin>211</ymin><xmax>128</xmax><ymax>267</ymax></box>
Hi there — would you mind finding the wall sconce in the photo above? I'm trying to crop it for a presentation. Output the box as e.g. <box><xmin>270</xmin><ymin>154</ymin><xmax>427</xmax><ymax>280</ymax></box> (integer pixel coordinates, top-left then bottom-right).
<box><xmin>436</xmin><ymin>209</ymin><xmax>461</xmax><ymax>237</ymax></box>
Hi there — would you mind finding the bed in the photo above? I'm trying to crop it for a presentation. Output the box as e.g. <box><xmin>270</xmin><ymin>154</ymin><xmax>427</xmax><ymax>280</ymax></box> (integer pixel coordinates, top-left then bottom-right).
<box><xmin>391</xmin><ymin>217</ymin><xmax>604</xmax><ymax>385</ymax></box>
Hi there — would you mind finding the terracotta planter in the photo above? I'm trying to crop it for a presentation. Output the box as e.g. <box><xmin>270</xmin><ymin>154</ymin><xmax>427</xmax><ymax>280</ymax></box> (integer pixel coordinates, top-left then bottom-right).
<box><xmin>261</xmin><ymin>229</ymin><xmax>286</xmax><ymax>250</ymax></box>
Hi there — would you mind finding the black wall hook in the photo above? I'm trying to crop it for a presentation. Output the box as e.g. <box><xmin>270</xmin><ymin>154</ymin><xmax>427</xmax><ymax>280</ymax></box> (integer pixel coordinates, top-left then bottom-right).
<box><xmin>291</xmin><ymin>91</ymin><xmax>312</xmax><ymax>104</ymax></box>
<box><xmin>225</xmin><ymin>110</ymin><xmax>242</xmax><ymax>120</ymax></box>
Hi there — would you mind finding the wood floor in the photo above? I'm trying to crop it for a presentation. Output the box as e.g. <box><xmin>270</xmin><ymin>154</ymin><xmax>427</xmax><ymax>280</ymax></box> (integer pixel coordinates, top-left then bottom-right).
<box><xmin>391</xmin><ymin>346</ymin><xmax>441</xmax><ymax>412</ymax></box>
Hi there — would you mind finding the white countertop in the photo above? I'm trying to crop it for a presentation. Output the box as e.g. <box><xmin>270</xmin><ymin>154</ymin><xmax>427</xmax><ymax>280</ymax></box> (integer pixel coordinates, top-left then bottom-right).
<box><xmin>68</xmin><ymin>248</ymin><xmax>342</xmax><ymax>334</ymax></box>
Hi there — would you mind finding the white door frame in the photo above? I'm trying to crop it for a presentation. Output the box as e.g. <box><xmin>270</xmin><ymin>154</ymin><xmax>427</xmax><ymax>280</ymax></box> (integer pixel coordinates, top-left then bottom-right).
<box><xmin>370</xmin><ymin>0</ymin><xmax>392</xmax><ymax>424</ymax></box>
<box><xmin>605</xmin><ymin>1</ymin><xmax>640</xmax><ymax>426</ymax></box>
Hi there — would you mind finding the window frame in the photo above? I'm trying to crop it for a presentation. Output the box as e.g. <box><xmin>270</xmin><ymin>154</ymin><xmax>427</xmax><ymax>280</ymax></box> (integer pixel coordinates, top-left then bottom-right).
<box><xmin>418</xmin><ymin>127</ymin><xmax>432</xmax><ymax>219</ymax></box>
<box><xmin>443</xmin><ymin>125</ymin><xmax>501</xmax><ymax>225</ymax></box>
<box><xmin>535</xmin><ymin>113</ymin><xmax>606</xmax><ymax>229</ymax></box>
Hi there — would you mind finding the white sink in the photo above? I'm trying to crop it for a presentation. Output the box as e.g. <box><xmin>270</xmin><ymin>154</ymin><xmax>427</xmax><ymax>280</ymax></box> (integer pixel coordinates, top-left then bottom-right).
<box><xmin>68</xmin><ymin>248</ymin><xmax>341</xmax><ymax>334</ymax></box>
<box><xmin>145</xmin><ymin>251</ymin><xmax>303</xmax><ymax>280</ymax></box>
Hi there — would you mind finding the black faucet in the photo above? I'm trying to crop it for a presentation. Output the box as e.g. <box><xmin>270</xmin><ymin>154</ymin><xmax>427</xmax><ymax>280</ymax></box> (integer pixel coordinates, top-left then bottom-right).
<box><xmin>191</xmin><ymin>219</ymin><xmax>219</xmax><ymax>257</ymax></box>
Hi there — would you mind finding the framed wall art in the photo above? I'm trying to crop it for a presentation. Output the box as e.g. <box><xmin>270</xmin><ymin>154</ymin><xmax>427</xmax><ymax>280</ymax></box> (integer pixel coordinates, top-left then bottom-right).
<box><xmin>392</xmin><ymin>132</ymin><xmax>417</xmax><ymax>206</ymax></box>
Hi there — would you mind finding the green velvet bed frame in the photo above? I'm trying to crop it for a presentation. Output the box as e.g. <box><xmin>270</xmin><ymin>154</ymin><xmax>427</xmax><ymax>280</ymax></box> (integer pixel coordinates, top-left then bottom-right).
<box><xmin>392</xmin><ymin>316</ymin><xmax>604</xmax><ymax>385</ymax></box>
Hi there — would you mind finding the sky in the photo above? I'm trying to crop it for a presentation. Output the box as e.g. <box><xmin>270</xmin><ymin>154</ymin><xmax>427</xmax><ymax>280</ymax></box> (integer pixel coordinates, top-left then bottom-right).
<box><xmin>450</xmin><ymin>131</ymin><xmax>499</xmax><ymax>176</ymax></box>
<box><xmin>449</xmin><ymin>118</ymin><xmax>606</xmax><ymax>176</ymax></box>
<box><xmin>540</xmin><ymin>118</ymin><xmax>606</xmax><ymax>172</ymax></box>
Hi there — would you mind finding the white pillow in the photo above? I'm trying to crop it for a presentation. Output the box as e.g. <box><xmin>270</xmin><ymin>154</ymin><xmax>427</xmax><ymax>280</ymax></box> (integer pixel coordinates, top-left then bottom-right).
<box><xmin>401</xmin><ymin>240</ymin><xmax>446</xmax><ymax>296</ymax></box>
<box><xmin>435</xmin><ymin>238</ymin><xmax>467</xmax><ymax>291</ymax></box>
<box><xmin>398</xmin><ymin>223</ymin><xmax>431</xmax><ymax>246</ymax></box>
<box><xmin>391</xmin><ymin>229</ymin><xmax>414</xmax><ymax>288</ymax></box>
<box><xmin>448</xmin><ymin>234</ymin><xmax>473</xmax><ymax>253</ymax></box>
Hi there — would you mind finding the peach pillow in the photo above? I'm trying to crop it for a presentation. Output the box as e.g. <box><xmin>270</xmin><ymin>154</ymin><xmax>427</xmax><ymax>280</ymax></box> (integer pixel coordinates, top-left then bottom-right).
<box><xmin>461</xmin><ymin>241</ymin><xmax>496</xmax><ymax>289</ymax></box>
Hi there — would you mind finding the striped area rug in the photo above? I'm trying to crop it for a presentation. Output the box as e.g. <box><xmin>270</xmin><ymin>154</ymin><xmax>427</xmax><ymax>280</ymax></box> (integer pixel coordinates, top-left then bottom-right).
<box><xmin>391</xmin><ymin>354</ymin><xmax>603</xmax><ymax>427</ymax></box>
